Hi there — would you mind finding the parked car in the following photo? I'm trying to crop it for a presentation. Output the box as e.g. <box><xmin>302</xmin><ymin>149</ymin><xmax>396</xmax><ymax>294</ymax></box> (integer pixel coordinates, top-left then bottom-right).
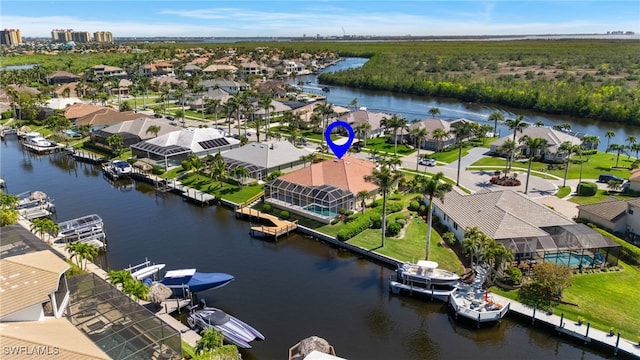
<box><xmin>166</xmin><ymin>115</ymin><xmax>175</xmax><ymax>121</ymax></box>
<box><xmin>153</xmin><ymin>113</ymin><xmax>163</xmax><ymax>118</ymax></box>
<box><xmin>598</xmin><ymin>174</ymin><xmax>624</xmax><ymax>183</ymax></box>
<box><xmin>419</xmin><ymin>158</ymin><xmax>436</xmax><ymax>166</ymax></box>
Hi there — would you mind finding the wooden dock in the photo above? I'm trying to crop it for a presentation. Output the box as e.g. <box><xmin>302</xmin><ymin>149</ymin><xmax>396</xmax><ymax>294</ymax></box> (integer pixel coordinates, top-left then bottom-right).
<box><xmin>71</xmin><ymin>150</ymin><xmax>106</xmax><ymax>164</ymax></box>
<box><xmin>235</xmin><ymin>207</ymin><xmax>298</xmax><ymax>239</ymax></box>
<box><xmin>21</xmin><ymin>142</ymin><xmax>66</xmax><ymax>155</ymax></box>
<box><xmin>492</xmin><ymin>293</ymin><xmax>640</xmax><ymax>358</ymax></box>
<box><xmin>129</xmin><ymin>170</ymin><xmax>215</xmax><ymax>205</ymax></box>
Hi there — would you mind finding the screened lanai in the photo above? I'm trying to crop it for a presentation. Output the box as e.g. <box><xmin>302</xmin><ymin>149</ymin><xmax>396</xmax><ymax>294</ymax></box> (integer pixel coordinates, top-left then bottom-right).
<box><xmin>66</xmin><ymin>273</ymin><xmax>182</xmax><ymax>360</ymax></box>
<box><xmin>131</xmin><ymin>142</ymin><xmax>191</xmax><ymax>169</ymax></box>
<box><xmin>265</xmin><ymin>178</ymin><xmax>355</xmax><ymax>222</ymax></box>
<box><xmin>224</xmin><ymin>158</ymin><xmax>266</xmax><ymax>181</ymax></box>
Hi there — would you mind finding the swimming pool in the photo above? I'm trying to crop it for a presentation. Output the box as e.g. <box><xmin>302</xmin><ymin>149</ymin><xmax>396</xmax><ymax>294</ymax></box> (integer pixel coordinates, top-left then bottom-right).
<box><xmin>544</xmin><ymin>252</ymin><xmax>594</xmax><ymax>267</ymax></box>
<box><xmin>303</xmin><ymin>204</ymin><xmax>337</xmax><ymax>218</ymax></box>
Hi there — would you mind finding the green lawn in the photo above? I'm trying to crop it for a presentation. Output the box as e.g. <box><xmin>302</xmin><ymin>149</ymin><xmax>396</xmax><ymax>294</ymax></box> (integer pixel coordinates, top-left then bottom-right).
<box><xmin>470</xmin><ymin>151</ymin><xmax>633</xmax><ymax>180</ymax></box>
<box><xmin>555</xmin><ymin>186</ymin><xmax>571</xmax><ymax>198</ymax></box>
<box><xmin>360</xmin><ymin>137</ymin><xmax>416</xmax><ymax>156</ymax></box>
<box><xmin>175</xmin><ymin>173</ymin><xmax>263</xmax><ymax>204</ymax></box>
<box><xmin>568</xmin><ymin>189</ymin><xmax>636</xmax><ymax>205</ymax></box>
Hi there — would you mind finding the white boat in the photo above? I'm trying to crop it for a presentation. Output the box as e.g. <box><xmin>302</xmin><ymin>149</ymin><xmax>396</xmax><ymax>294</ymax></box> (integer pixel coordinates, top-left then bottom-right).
<box><xmin>390</xmin><ymin>260</ymin><xmax>460</xmax><ymax>301</ymax></box>
<box><xmin>25</xmin><ymin>132</ymin><xmax>53</xmax><ymax>147</ymax></box>
<box><xmin>109</xmin><ymin>160</ymin><xmax>132</xmax><ymax>176</ymax></box>
<box><xmin>448</xmin><ymin>285</ymin><xmax>510</xmax><ymax>324</ymax></box>
<box><xmin>187</xmin><ymin>306</ymin><xmax>265</xmax><ymax>349</ymax></box>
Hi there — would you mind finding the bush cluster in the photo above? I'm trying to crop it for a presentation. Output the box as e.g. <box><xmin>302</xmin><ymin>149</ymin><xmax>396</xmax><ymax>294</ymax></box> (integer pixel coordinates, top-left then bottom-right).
<box><xmin>279</xmin><ymin>210</ymin><xmax>290</xmax><ymax>219</ymax></box>
<box><xmin>337</xmin><ymin>215</ymin><xmax>372</xmax><ymax>241</ymax></box>
<box><xmin>261</xmin><ymin>204</ymin><xmax>273</xmax><ymax>213</ymax></box>
<box><xmin>408</xmin><ymin>201</ymin><xmax>421</xmax><ymax>211</ymax></box>
<box><xmin>577</xmin><ymin>182</ymin><xmax>598</xmax><ymax>196</ymax></box>
<box><xmin>386</xmin><ymin>222</ymin><xmax>402</xmax><ymax>236</ymax></box>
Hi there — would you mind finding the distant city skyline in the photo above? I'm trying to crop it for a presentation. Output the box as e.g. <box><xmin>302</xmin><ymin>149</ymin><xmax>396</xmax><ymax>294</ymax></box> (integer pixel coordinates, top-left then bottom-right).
<box><xmin>2</xmin><ymin>0</ymin><xmax>639</xmax><ymax>38</ymax></box>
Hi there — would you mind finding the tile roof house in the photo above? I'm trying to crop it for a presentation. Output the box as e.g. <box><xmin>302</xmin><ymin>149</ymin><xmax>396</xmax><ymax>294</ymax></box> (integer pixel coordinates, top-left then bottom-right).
<box><xmin>490</xmin><ymin>126</ymin><xmax>582</xmax><ymax>162</ymax></box>
<box><xmin>46</xmin><ymin>70</ymin><xmax>80</xmax><ymax>85</ymax></box>
<box><xmin>432</xmin><ymin>190</ymin><xmax>619</xmax><ymax>264</ymax></box>
<box><xmin>74</xmin><ymin>108</ymin><xmax>152</xmax><ymax>128</ymax></box>
<box><xmin>199</xmin><ymin>79</ymin><xmax>250</xmax><ymax>94</ymax></box>
<box><xmin>628</xmin><ymin>169</ymin><xmax>640</xmax><ymax>192</ymax></box>
<box><xmin>397</xmin><ymin>118</ymin><xmax>472</xmax><ymax>150</ymax></box>
<box><xmin>222</xmin><ymin>140</ymin><xmax>312</xmax><ymax>181</ymax></box>
<box><xmin>91</xmin><ymin>117</ymin><xmax>181</xmax><ymax>148</ymax></box>
<box><xmin>0</xmin><ymin>250</ymin><xmax>71</xmax><ymax>321</ymax></box>
<box><xmin>265</xmin><ymin>156</ymin><xmax>378</xmax><ymax>223</ymax></box>
<box><xmin>253</xmin><ymin>100</ymin><xmax>292</xmax><ymax>119</ymax></box>
<box><xmin>139</xmin><ymin>61</ymin><xmax>175</xmax><ymax>77</ymax></box>
<box><xmin>63</xmin><ymin>103</ymin><xmax>107</xmax><ymax>121</ymax></box>
<box><xmin>131</xmin><ymin>127</ymin><xmax>240</xmax><ymax>168</ymax></box>
<box><xmin>92</xmin><ymin>64</ymin><xmax>127</xmax><ymax>79</ymax></box>
<box><xmin>577</xmin><ymin>197</ymin><xmax>640</xmax><ymax>242</ymax></box>
<box><xmin>202</xmin><ymin>64</ymin><xmax>239</xmax><ymax>74</ymax></box>
<box><xmin>341</xmin><ymin>109</ymin><xmax>391</xmax><ymax>139</ymax></box>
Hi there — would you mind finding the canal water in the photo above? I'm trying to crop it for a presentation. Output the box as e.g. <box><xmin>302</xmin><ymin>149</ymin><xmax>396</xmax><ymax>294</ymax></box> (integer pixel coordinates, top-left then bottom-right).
<box><xmin>1</xmin><ymin>141</ymin><xmax>612</xmax><ymax>359</ymax></box>
<box><xmin>300</xmin><ymin>57</ymin><xmax>640</xmax><ymax>145</ymax></box>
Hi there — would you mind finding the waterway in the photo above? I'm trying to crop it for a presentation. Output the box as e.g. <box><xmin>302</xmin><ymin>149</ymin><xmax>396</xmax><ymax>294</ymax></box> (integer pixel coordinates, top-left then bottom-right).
<box><xmin>1</xmin><ymin>140</ymin><xmax>614</xmax><ymax>359</ymax></box>
<box><xmin>296</xmin><ymin>57</ymin><xmax>640</xmax><ymax>145</ymax></box>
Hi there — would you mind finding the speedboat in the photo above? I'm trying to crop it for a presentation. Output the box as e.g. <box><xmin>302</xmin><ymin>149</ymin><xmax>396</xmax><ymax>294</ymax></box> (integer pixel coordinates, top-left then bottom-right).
<box><xmin>187</xmin><ymin>307</ymin><xmax>265</xmax><ymax>349</ymax></box>
<box><xmin>160</xmin><ymin>269</ymin><xmax>234</xmax><ymax>297</ymax></box>
<box><xmin>448</xmin><ymin>285</ymin><xmax>510</xmax><ymax>324</ymax></box>
<box><xmin>110</xmin><ymin>160</ymin><xmax>132</xmax><ymax>176</ymax></box>
<box><xmin>389</xmin><ymin>260</ymin><xmax>460</xmax><ymax>300</ymax></box>
<box><xmin>25</xmin><ymin>132</ymin><xmax>53</xmax><ymax>147</ymax></box>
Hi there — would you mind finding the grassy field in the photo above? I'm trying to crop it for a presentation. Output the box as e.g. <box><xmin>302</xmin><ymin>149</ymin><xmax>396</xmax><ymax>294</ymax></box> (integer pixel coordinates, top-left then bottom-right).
<box><xmin>361</xmin><ymin>137</ymin><xmax>415</xmax><ymax>156</ymax></box>
<box><xmin>470</xmin><ymin>151</ymin><xmax>634</xmax><ymax>180</ymax></box>
<box><xmin>555</xmin><ymin>186</ymin><xmax>571</xmax><ymax>198</ymax></box>
<box><xmin>492</xmin><ymin>261</ymin><xmax>640</xmax><ymax>340</ymax></box>
<box><xmin>567</xmin><ymin>189</ymin><xmax>638</xmax><ymax>205</ymax></box>
<box><xmin>172</xmin><ymin>172</ymin><xmax>263</xmax><ymax>204</ymax></box>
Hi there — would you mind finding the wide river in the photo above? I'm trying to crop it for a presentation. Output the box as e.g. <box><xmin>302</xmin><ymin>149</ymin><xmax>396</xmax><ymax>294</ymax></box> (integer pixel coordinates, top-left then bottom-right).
<box><xmin>300</xmin><ymin>57</ymin><xmax>640</xmax><ymax>145</ymax></box>
<box><xmin>2</xmin><ymin>149</ymin><xmax>613</xmax><ymax>356</ymax></box>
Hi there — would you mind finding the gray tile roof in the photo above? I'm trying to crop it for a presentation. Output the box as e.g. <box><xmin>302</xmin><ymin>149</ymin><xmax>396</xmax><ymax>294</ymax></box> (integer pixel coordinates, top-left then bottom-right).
<box><xmin>145</xmin><ymin>127</ymin><xmax>240</xmax><ymax>153</ymax></box>
<box><xmin>577</xmin><ymin>197</ymin><xmax>632</xmax><ymax>223</ymax></box>
<box><xmin>433</xmin><ymin>190</ymin><xmax>573</xmax><ymax>239</ymax></box>
<box><xmin>491</xmin><ymin>126</ymin><xmax>581</xmax><ymax>152</ymax></box>
<box><xmin>222</xmin><ymin>141</ymin><xmax>312</xmax><ymax>169</ymax></box>
<box><xmin>100</xmin><ymin>118</ymin><xmax>179</xmax><ymax>140</ymax></box>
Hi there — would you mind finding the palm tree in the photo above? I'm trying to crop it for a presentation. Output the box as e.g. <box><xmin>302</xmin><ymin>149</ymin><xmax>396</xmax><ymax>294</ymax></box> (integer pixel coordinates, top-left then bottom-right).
<box><xmin>381</xmin><ymin>115</ymin><xmax>407</xmax><ymax>156</ymax></box>
<box><xmin>626</xmin><ymin>136</ymin><xmax>637</xmax><ymax>159</ymax></box>
<box><xmin>107</xmin><ymin>134</ymin><xmax>124</xmax><ymax>153</ymax></box>
<box><xmin>498</xmin><ymin>139</ymin><xmax>517</xmax><ymax>175</ymax></box>
<box><xmin>533</xmin><ymin>121</ymin><xmax>544</xmax><ymax>127</ymax></box>
<box><xmin>414</xmin><ymin>172</ymin><xmax>452</xmax><ymax>260</ymax></box>
<box><xmin>488</xmin><ymin>111</ymin><xmax>504</xmax><ymax>137</ymax></box>
<box><xmin>558</xmin><ymin>141</ymin><xmax>576</xmax><ymax>188</ymax></box>
<box><xmin>145</xmin><ymin>125</ymin><xmax>161</xmax><ymax>138</ymax></box>
<box><xmin>174</xmin><ymin>83</ymin><xmax>188</xmax><ymax>125</ymax></box>
<box><xmin>505</xmin><ymin>115</ymin><xmax>529</xmax><ymax>143</ymax></box>
<box><xmin>519</xmin><ymin>135</ymin><xmax>549</xmax><ymax>194</ymax></box>
<box><xmin>431</xmin><ymin>128</ymin><xmax>448</xmax><ymax>152</ymax></box>
<box><xmin>462</xmin><ymin>226</ymin><xmax>485</xmax><ymax>265</ymax></box>
<box><xmin>428</xmin><ymin>107</ymin><xmax>440</xmax><ymax>118</ymax></box>
<box><xmin>450</xmin><ymin>121</ymin><xmax>475</xmax><ymax>186</ymax></box>
<box><xmin>258</xmin><ymin>94</ymin><xmax>275</xmax><ymax>140</ymax></box>
<box><xmin>187</xmin><ymin>154</ymin><xmax>203</xmax><ymax>180</ymax></box>
<box><xmin>209</xmin><ymin>154</ymin><xmax>227</xmax><ymax>188</ymax></box>
<box><xmin>67</xmin><ymin>242</ymin><xmax>99</xmax><ymax>270</ymax></box>
<box><xmin>356</xmin><ymin>190</ymin><xmax>370</xmax><ymax>214</ymax></box>
<box><xmin>607</xmin><ymin>144</ymin><xmax>627</xmax><ymax>168</ymax></box>
<box><xmin>349</xmin><ymin>97</ymin><xmax>359</xmax><ymax>110</ymax></box>
<box><xmin>410</xmin><ymin>127</ymin><xmax>429</xmax><ymax>171</ymax></box>
<box><xmin>206</xmin><ymin>98</ymin><xmax>222</xmax><ymax>124</ymax></box>
<box><xmin>605</xmin><ymin>130</ymin><xmax>615</xmax><ymax>152</ymax></box>
<box><xmin>233</xmin><ymin>166</ymin><xmax>249</xmax><ymax>187</ymax></box>
<box><xmin>354</xmin><ymin>121</ymin><xmax>372</xmax><ymax>146</ymax></box>
<box><xmin>224</xmin><ymin>98</ymin><xmax>238</xmax><ymax>136</ymax></box>
<box><xmin>364</xmin><ymin>165</ymin><xmax>404</xmax><ymax>248</ymax></box>
<box><xmin>314</xmin><ymin>102</ymin><xmax>334</xmax><ymax>145</ymax></box>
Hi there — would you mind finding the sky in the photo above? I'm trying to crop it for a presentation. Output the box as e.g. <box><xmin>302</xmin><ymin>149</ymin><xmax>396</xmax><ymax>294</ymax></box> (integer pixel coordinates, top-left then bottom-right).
<box><xmin>2</xmin><ymin>1</ymin><xmax>639</xmax><ymax>38</ymax></box>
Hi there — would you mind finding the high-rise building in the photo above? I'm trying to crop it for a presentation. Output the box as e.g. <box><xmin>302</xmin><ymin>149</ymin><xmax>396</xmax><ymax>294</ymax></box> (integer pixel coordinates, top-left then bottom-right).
<box><xmin>93</xmin><ymin>31</ymin><xmax>113</xmax><ymax>43</ymax></box>
<box><xmin>71</xmin><ymin>31</ymin><xmax>91</xmax><ymax>43</ymax></box>
<box><xmin>51</xmin><ymin>29</ymin><xmax>73</xmax><ymax>42</ymax></box>
<box><xmin>1</xmin><ymin>29</ymin><xmax>22</xmax><ymax>46</ymax></box>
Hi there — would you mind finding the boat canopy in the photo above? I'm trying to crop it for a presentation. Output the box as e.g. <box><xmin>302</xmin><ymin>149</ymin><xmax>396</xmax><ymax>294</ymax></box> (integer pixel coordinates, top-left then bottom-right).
<box><xmin>203</xmin><ymin>310</ymin><xmax>230</xmax><ymax>325</ymax></box>
<box><xmin>164</xmin><ymin>269</ymin><xmax>196</xmax><ymax>278</ymax></box>
<box><xmin>417</xmin><ymin>260</ymin><xmax>438</xmax><ymax>269</ymax></box>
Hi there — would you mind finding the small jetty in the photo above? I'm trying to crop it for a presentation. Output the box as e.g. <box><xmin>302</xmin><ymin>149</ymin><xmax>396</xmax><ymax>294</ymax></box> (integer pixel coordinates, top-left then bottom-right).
<box><xmin>71</xmin><ymin>150</ymin><xmax>106</xmax><ymax>164</ymax></box>
<box><xmin>234</xmin><ymin>206</ymin><xmax>298</xmax><ymax>239</ymax></box>
<box><xmin>16</xmin><ymin>190</ymin><xmax>56</xmax><ymax>220</ymax></box>
<box><xmin>129</xmin><ymin>171</ymin><xmax>215</xmax><ymax>205</ymax></box>
<box><xmin>57</xmin><ymin>214</ymin><xmax>107</xmax><ymax>249</ymax></box>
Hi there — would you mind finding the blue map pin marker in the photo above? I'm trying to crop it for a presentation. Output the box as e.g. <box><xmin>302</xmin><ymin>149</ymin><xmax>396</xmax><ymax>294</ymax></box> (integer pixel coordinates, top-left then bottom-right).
<box><xmin>325</xmin><ymin>120</ymin><xmax>355</xmax><ymax>159</ymax></box>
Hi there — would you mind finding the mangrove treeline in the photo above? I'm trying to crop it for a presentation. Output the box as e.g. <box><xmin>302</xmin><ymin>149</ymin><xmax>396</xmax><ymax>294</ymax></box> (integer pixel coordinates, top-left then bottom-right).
<box><xmin>315</xmin><ymin>40</ymin><xmax>640</xmax><ymax>125</ymax></box>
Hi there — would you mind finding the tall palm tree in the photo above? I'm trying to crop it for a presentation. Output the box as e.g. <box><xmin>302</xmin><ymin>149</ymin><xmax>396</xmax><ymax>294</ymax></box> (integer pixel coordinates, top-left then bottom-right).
<box><xmin>410</xmin><ymin>127</ymin><xmax>429</xmax><ymax>171</ymax></box>
<box><xmin>209</xmin><ymin>154</ymin><xmax>227</xmax><ymax>189</ymax></box>
<box><xmin>626</xmin><ymin>136</ymin><xmax>637</xmax><ymax>159</ymax></box>
<box><xmin>431</xmin><ymin>128</ymin><xmax>448</xmax><ymax>152</ymax></box>
<box><xmin>607</xmin><ymin>144</ymin><xmax>627</xmax><ymax>168</ymax></box>
<box><xmin>498</xmin><ymin>139</ymin><xmax>516</xmax><ymax>174</ymax></box>
<box><xmin>224</xmin><ymin>98</ymin><xmax>238</xmax><ymax>136</ymax></box>
<box><xmin>381</xmin><ymin>115</ymin><xmax>408</xmax><ymax>156</ymax></box>
<box><xmin>233</xmin><ymin>166</ymin><xmax>249</xmax><ymax>188</ymax></box>
<box><xmin>414</xmin><ymin>172</ymin><xmax>452</xmax><ymax>260</ymax></box>
<box><xmin>364</xmin><ymin>165</ymin><xmax>404</xmax><ymax>248</ymax></box>
<box><xmin>558</xmin><ymin>141</ymin><xmax>576</xmax><ymax>188</ymax></box>
<box><xmin>174</xmin><ymin>83</ymin><xmax>188</xmax><ymax>125</ymax></box>
<box><xmin>356</xmin><ymin>190</ymin><xmax>370</xmax><ymax>214</ymax></box>
<box><xmin>206</xmin><ymin>98</ymin><xmax>222</xmax><ymax>125</ymax></box>
<box><xmin>533</xmin><ymin>121</ymin><xmax>544</xmax><ymax>127</ymax></box>
<box><xmin>187</xmin><ymin>154</ymin><xmax>203</xmax><ymax>180</ymax></box>
<box><xmin>605</xmin><ymin>130</ymin><xmax>615</xmax><ymax>152</ymax></box>
<box><xmin>428</xmin><ymin>107</ymin><xmax>440</xmax><ymax>118</ymax></box>
<box><xmin>519</xmin><ymin>135</ymin><xmax>549</xmax><ymax>194</ymax></box>
<box><xmin>354</xmin><ymin>121</ymin><xmax>373</xmax><ymax>146</ymax></box>
<box><xmin>67</xmin><ymin>242</ymin><xmax>99</xmax><ymax>270</ymax></box>
<box><xmin>145</xmin><ymin>125</ymin><xmax>161</xmax><ymax>138</ymax></box>
<box><xmin>505</xmin><ymin>115</ymin><xmax>529</xmax><ymax>170</ymax></box>
<box><xmin>314</xmin><ymin>102</ymin><xmax>334</xmax><ymax>145</ymax></box>
<box><xmin>258</xmin><ymin>95</ymin><xmax>275</xmax><ymax>140</ymax></box>
<box><xmin>450</xmin><ymin>121</ymin><xmax>475</xmax><ymax>186</ymax></box>
<box><xmin>487</xmin><ymin>111</ymin><xmax>504</xmax><ymax>137</ymax></box>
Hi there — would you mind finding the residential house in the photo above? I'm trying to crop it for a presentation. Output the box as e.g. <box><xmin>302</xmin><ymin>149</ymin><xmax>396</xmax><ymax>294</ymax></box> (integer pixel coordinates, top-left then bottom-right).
<box><xmin>341</xmin><ymin>109</ymin><xmax>389</xmax><ymax>140</ymax></box>
<box><xmin>202</xmin><ymin>64</ymin><xmax>238</xmax><ymax>74</ymax></box>
<box><xmin>264</xmin><ymin>156</ymin><xmax>379</xmax><ymax>223</ymax></box>
<box><xmin>628</xmin><ymin>169</ymin><xmax>640</xmax><ymax>192</ymax></box>
<box><xmin>222</xmin><ymin>140</ymin><xmax>312</xmax><ymax>182</ymax></box>
<box><xmin>253</xmin><ymin>100</ymin><xmax>292</xmax><ymax>120</ymax></box>
<box><xmin>577</xmin><ymin>197</ymin><xmax>640</xmax><ymax>245</ymax></box>
<box><xmin>45</xmin><ymin>97</ymin><xmax>84</xmax><ymax>110</ymax></box>
<box><xmin>490</xmin><ymin>126</ymin><xmax>582</xmax><ymax>162</ymax></box>
<box><xmin>397</xmin><ymin>118</ymin><xmax>472</xmax><ymax>151</ymax></box>
<box><xmin>432</xmin><ymin>190</ymin><xmax>620</xmax><ymax>265</ymax></box>
<box><xmin>91</xmin><ymin>117</ymin><xmax>181</xmax><ymax>148</ymax></box>
<box><xmin>255</xmin><ymin>79</ymin><xmax>289</xmax><ymax>97</ymax></box>
<box><xmin>91</xmin><ymin>64</ymin><xmax>127</xmax><ymax>79</ymax></box>
<box><xmin>139</xmin><ymin>61</ymin><xmax>175</xmax><ymax>77</ymax></box>
<box><xmin>74</xmin><ymin>108</ymin><xmax>152</xmax><ymax>129</ymax></box>
<box><xmin>204</xmin><ymin>87</ymin><xmax>233</xmax><ymax>105</ymax></box>
<box><xmin>183</xmin><ymin>63</ymin><xmax>202</xmax><ymax>75</ymax></box>
<box><xmin>131</xmin><ymin>127</ymin><xmax>240</xmax><ymax>168</ymax></box>
<box><xmin>46</xmin><ymin>70</ymin><xmax>80</xmax><ymax>85</ymax></box>
<box><xmin>241</xmin><ymin>61</ymin><xmax>272</xmax><ymax>76</ymax></box>
<box><xmin>199</xmin><ymin>79</ymin><xmax>250</xmax><ymax>94</ymax></box>
<box><xmin>63</xmin><ymin>103</ymin><xmax>105</xmax><ymax>122</ymax></box>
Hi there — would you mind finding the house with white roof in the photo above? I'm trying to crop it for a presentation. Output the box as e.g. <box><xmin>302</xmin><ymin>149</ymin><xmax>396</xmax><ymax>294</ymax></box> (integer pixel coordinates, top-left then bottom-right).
<box><xmin>222</xmin><ymin>140</ymin><xmax>312</xmax><ymax>181</ymax></box>
<box><xmin>131</xmin><ymin>127</ymin><xmax>240</xmax><ymax>168</ymax></box>
<box><xmin>490</xmin><ymin>126</ymin><xmax>582</xmax><ymax>162</ymax></box>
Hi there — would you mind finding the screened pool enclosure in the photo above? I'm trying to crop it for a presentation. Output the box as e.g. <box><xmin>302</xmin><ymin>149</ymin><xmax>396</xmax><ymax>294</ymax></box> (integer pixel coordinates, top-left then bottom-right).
<box><xmin>265</xmin><ymin>179</ymin><xmax>355</xmax><ymax>222</ymax></box>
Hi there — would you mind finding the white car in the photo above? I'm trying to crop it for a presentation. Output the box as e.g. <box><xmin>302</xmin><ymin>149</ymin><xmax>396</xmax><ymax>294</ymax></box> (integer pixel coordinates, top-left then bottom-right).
<box><xmin>419</xmin><ymin>158</ymin><xmax>436</xmax><ymax>166</ymax></box>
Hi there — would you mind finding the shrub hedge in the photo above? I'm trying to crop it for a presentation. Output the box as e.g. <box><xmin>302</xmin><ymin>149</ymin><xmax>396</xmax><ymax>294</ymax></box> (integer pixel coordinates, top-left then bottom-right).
<box><xmin>337</xmin><ymin>215</ymin><xmax>372</xmax><ymax>241</ymax></box>
<box><xmin>577</xmin><ymin>182</ymin><xmax>598</xmax><ymax>196</ymax></box>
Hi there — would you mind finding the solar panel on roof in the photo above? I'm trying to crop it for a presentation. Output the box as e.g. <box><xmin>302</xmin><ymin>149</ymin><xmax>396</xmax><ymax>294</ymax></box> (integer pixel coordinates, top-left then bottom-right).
<box><xmin>198</xmin><ymin>138</ymin><xmax>229</xmax><ymax>150</ymax></box>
